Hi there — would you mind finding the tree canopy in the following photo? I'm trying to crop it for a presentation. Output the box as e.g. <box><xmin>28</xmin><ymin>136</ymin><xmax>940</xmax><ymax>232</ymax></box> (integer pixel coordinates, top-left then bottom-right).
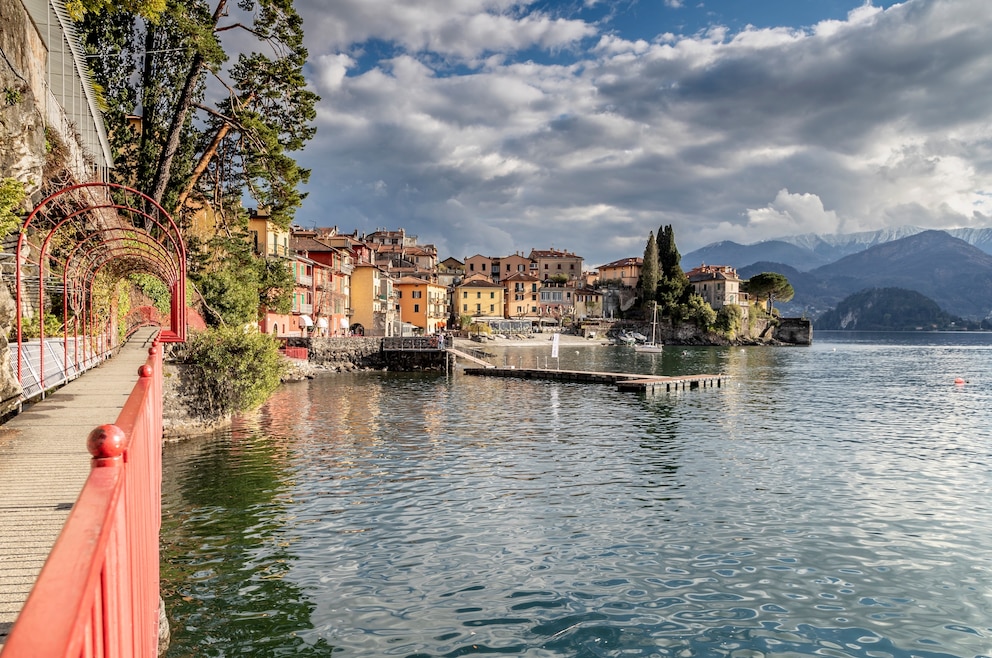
<box><xmin>80</xmin><ymin>0</ymin><xmax>318</xmax><ymax>231</ymax></box>
<box><xmin>77</xmin><ymin>0</ymin><xmax>316</xmax><ymax>327</ymax></box>
<box><xmin>745</xmin><ymin>272</ymin><xmax>794</xmax><ymax>314</ymax></box>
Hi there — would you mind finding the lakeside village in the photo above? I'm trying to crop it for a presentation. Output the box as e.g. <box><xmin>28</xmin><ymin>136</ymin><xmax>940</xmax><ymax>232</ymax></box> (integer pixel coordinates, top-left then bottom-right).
<box><xmin>244</xmin><ymin>211</ymin><xmax>811</xmax><ymax>354</ymax></box>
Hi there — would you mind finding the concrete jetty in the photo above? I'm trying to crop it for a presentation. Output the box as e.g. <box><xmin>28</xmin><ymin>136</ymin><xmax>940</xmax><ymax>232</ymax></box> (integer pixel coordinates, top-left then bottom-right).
<box><xmin>0</xmin><ymin>327</ymin><xmax>159</xmax><ymax>650</ymax></box>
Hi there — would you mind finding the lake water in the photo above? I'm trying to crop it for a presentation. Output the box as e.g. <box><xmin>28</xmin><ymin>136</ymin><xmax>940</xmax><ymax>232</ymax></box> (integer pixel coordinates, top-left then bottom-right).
<box><xmin>160</xmin><ymin>332</ymin><xmax>992</xmax><ymax>657</ymax></box>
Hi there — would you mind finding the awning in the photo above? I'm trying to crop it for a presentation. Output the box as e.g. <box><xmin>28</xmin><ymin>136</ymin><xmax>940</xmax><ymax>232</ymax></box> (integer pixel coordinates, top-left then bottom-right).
<box><xmin>316</xmin><ymin>317</ymin><xmax>329</xmax><ymax>328</ymax></box>
<box><xmin>340</xmin><ymin>318</ymin><xmax>349</xmax><ymax>329</ymax></box>
<box><xmin>299</xmin><ymin>315</ymin><xmax>314</xmax><ymax>327</ymax></box>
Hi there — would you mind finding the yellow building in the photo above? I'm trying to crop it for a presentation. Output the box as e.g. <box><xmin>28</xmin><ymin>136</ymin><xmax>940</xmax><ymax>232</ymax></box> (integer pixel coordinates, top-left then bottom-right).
<box><xmin>351</xmin><ymin>263</ymin><xmax>397</xmax><ymax>336</ymax></box>
<box><xmin>394</xmin><ymin>276</ymin><xmax>449</xmax><ymax>334</ymax></box>
<box><xmin>456</xmin><ymin>274</ymin><xmax>506</xmax><ymax>320</ymax></box>
<box><xmin>248</xmin><ymin>209</ymin><xmax>290</xmax><ymax>258</ymax></box>
<box><xmin>597</xmin><ymin>257</ymin><xmax>642</xmax><ymax>288</ymax></box>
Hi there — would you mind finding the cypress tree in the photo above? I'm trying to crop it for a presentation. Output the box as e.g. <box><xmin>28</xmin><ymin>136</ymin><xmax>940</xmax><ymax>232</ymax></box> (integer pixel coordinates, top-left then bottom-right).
<box><xmin>655</xmin><ymin>224</ymin><xmax>689</xmax><ymax>314</ymax></box>
<box><xmin>641</xmin><ymin>231</ymin><xmax>659</xmax><ymax>304</ymax></box>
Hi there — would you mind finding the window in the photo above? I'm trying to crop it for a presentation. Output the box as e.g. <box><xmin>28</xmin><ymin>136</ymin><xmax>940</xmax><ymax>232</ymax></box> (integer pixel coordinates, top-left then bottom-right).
<box><xmin>570</xmin><ymin>264</ymin><xmax>574</xmax><ymax>270</ymax></box>
<box><xmin>490</xmin><ymin>292</ymin><xmax>495</xmax><ymax>299</ymax></box>
<box><xmin>414</xmin><ymin>304</ymin><xmax>420</xmax><ymax>313</ymax></box>
<box><xmin>463</xmin><ymin>291</ymin><xmax>468</xmax><ymax>299</ymax></box>
<box><xmin>397</xmin><ymin>290</ymin><xmax>402</xmax><ymax>298</ymax></box>
<box><xmin>476</xmin><ymin>304</ymin><xmax>481</xmax><ymax>312</ymax></box>
<box><xmin>477</xmin><ymin>292</ymin><xmax>481</xmax><ymax>299</ymax></box>
<box><xmin>470</xmin><ymin>263</ymin><xmax>475</xmax><ymax>271</ymax></box>
<box><xmin>482</xmin><ymin>263</ymin><xmax>487</xmax><ymax>271</ymax></box>
<box><xmin>544</xmin><ymin>264</ymin><xmax>549</xmax><ymax>270</ymax></box>
<box><xmin>557</xmin><ymin>264</ymin><xmax>562</xmax><ymax>270</ymax></box>
<box><xmin>463</xmin><ymin>304</ymin><xmax>468</xmax><ymax>312</ymax></box>
<box><xmin>412</xmin><ymin>290</ymin><xmax>422</xmax><ymax>299</ymax></box>
<box><xmin>490</xmin><ymin>305</ymin><xmax>495</xmax><ymax>312</ymax></box>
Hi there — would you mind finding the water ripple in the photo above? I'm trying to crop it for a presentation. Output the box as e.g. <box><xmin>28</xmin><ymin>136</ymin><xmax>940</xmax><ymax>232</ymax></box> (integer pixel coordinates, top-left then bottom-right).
<box><xmin>161</xmin><ymin>336</ymin><xmax>992</xmax><ymax>657</ymax></box>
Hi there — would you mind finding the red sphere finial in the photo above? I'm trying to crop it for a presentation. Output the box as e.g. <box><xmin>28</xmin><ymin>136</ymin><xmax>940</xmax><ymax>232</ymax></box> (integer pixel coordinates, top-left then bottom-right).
<box><xmin>138</xmin><ymin>364</ymin><xmax>153</xmax><ymax>378</ymax></box>
<box><xmin>87</xmin><ymin>424</ymin><xmax>127</xmax><ymax>460</ymax></box>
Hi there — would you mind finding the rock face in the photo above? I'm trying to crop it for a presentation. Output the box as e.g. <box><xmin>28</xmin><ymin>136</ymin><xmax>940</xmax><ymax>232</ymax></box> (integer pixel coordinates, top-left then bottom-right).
<box><xmin>0</xmin><ymin>284</ymin><xmax>22</xmax><ymax>414</ymax></box>
<box><xmin>0</xmin><ymin>0</ymin><xmax>47</xmax><ymax>196</ymax></box>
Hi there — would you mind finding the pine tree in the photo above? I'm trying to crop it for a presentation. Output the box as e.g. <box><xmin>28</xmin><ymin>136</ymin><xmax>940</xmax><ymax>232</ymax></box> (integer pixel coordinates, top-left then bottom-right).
<box><xmin>80</xmin><ymin>0</ymin><xmax>318</xmax><ymax>230</ymax></box>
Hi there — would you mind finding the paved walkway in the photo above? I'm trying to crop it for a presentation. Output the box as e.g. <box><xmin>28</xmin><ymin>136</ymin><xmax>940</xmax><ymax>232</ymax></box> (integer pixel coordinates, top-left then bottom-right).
<box><xmin>0</xmin><ymin>327</ymin><xmax>159</xmax><ymax>650</ymax></box>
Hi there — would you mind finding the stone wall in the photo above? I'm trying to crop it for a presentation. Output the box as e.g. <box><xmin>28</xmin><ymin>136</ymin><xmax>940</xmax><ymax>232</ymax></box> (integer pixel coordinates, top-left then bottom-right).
<box><xmin>301</xmin><ymin>336</ymin><xmax>385</xmax><ymax>369</ymax></box>
<box><xmin>773</xmin><ymin>318</ymin><xmax>813</xmax><ymax>345</ymax></box>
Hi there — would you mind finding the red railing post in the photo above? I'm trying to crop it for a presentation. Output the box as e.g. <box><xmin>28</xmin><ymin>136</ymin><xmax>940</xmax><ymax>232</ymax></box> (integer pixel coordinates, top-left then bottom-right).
<box><xmin>1</xmin><ymin>346</ymin><xmax>164</xmax><ymax>657</ymax></box>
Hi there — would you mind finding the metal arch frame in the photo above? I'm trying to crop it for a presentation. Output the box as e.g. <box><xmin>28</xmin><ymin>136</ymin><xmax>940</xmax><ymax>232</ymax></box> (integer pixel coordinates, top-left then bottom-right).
<box><xmin>14</xmin><ymin>182</ymin><xmax>187</xmax><ymax>391</ymax></box>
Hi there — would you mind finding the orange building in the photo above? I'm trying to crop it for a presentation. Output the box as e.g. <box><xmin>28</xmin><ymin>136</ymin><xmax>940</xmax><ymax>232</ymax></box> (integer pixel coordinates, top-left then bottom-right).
<box><xmin>394</xmin><ymin>276</ymin><xmax>449</xmax><ymax>334</ymax></box>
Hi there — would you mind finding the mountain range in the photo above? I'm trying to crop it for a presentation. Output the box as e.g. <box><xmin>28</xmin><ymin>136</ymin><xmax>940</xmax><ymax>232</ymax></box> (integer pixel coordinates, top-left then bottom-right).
<box><xmin>682</xmin><ymin>228</ymin><xmax>992</xmax><ymax>321</ymax></box>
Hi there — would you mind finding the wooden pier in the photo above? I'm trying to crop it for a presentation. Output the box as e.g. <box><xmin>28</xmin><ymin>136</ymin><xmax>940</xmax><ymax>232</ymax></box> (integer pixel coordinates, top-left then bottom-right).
<box><xmin>463</xmin><ymin>367</ymin><xmax>727</xmax><ymax>394</ymax></box>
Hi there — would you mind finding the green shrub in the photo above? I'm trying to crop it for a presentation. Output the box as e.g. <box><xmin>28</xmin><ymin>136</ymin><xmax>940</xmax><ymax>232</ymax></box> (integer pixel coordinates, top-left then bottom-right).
<box><xmin>174</xmin><ymin>327</ymin><xmax>286</xmax><ymax>418</ymax></box>
<box><xmin>18</xmin><ymin>313</ymin><xmax>62</xmax><ymax>339</ymax></box>
<box><xmin>714</xmin><ymin>304</ymin><xmax>743</xmax><ymax>337</ymax></box>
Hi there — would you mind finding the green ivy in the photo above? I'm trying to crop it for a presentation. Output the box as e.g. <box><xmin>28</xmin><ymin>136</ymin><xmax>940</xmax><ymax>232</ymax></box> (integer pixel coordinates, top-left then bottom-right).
<box><xmin>131</xmin><ymin>273</ymin><xmax>171</xmax><ymax>315</ymax></box>
<box><xmin>0</xmin><ymin>178</ymin><xmax>27</xmax><ymax>245</ymax></box>
<box><xmin>18</xmin><ymin>313</ymin><xmax>63</xmax><ymax>340</ymax></box>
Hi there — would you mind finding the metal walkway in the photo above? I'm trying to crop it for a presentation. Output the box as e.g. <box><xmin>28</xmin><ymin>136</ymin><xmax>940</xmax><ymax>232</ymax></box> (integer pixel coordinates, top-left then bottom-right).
<box><xmin>0</xmin><ymin>327</ymin><xmax>159</xmax><ymax>651</ymax></box>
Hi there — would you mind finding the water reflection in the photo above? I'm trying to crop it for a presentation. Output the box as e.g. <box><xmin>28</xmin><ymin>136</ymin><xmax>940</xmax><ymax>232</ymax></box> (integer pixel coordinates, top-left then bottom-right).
<box><xmin>161</xmin><ymin>335</ymin><xmax>992</xmax><ymax>657</ymax></box>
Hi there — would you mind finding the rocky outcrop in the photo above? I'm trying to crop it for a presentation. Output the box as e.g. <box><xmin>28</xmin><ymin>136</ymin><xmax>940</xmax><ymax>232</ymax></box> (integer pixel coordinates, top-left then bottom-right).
<box><xmin>0</xmin><ymin>284</ymin><xmax>22</xmax><ymax>415</ymax></box>
<box><xmin>0</xmin><ymin>0</ymin><xmax>47</xmax><ymax>197</ymax></box>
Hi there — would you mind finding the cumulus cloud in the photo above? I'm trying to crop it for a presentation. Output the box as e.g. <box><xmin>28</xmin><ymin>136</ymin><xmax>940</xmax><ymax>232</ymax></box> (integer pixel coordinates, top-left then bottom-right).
<box><xmin>294</xmin><ymin>0</ymin><xmax>992</xmax><ymax>266</ymax></box>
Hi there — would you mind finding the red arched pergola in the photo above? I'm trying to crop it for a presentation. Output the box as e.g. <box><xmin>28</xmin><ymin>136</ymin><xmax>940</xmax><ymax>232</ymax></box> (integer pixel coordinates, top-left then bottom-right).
<box><xmin>14</xmin><ymin>182</ymin><xmax>187</xmax><ymax>391</ymax></box>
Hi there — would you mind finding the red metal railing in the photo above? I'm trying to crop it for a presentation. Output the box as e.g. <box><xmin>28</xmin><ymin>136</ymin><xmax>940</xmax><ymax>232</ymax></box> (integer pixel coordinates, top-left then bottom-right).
<box><xmin>279</xmin><ymin>346</ymin><xmax>309</xmax><ymax>360</ymax></box>
<box><xmin>0</xmin><ymin>342</ymin><xmax>163</xmax><ymax>657</ymax></box>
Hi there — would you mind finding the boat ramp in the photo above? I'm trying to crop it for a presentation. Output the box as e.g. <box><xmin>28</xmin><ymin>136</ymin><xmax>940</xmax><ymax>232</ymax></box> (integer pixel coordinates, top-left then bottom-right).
<box><xmin>462</xmin><ymin>366</ymin><xmax>726</xmax><ymax>394</ymax></box>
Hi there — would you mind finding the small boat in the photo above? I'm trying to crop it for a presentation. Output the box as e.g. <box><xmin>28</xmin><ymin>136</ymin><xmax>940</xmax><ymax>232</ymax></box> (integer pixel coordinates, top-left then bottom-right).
<box><xmin>612</xmin><ymin>331</ymin><xmax>636</xmax><ymax>346</ymax></box>
<box><xmin>633</xmin><ymin>304</ymin><xmax>663</xmax><ymax>353</ymax></box>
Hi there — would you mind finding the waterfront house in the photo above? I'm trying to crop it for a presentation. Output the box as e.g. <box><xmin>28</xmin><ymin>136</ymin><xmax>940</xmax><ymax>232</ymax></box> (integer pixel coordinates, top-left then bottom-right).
<box><xmin>289</xmin><ymin>232</ymin><xmax>353</xmax><ymax>335</ymax></box>
<box><xmin>538</xmin><ymin>279</ymin><xmax>577</xmax><ymax>326</ymax></box>
<box><xmin>456</xmin><ymin>274</ymin><xmax>506</xmax><ymax>321</ymax></box>
<box><xmin>529</xmin><ymin>248</ymin><xmax>584</xmax><ymax>282</ymax></box>
<box><xmin>351</xmin><ymin>262</ymin><xmax>398</xmax><ymax>336</ymax></box>
<box><xmin>687</xmin><ymin>264</ymin><xmax>747</xmax><ymax>312</ymax></box>
<box><xmin>394</xmin><ymin>276</ymin><xmax>449</xmax><ymax>334</ymax></box>
<box><xmin>597</xmin><ymin>257</ymin><xmax>642</xmax><ymax>289</ymax></box>
<box><xmin>249</xmin><ymin>209</ymin><xmax>289</xmax><ymax>258</ymax></box>
<box><xmin>367</xmin><ymin>229</ymin><xmax>438</xmax><ymax>280</ymax></box>
<box><xmin>574</xmin><ymin>287</ymin><xmax>604</xmax><ymax>320</ymax></box>
<box><xmin>438</xmin><ymin>257</ymin><xmax>465</xmax><ymax>289</ymax></box>
<box><xmin>464</xmin><ymin>254</ymin><xmax>496</xmax><ymax>280</ymax></box>
<box><xmin>501</xmin><ymin>271</ymin><xmax>541</xmax><ymax>320</ymax></box>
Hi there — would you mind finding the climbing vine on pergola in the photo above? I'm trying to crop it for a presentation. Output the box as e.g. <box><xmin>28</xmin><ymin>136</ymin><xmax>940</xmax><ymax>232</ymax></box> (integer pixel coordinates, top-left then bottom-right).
<box><xmin>14</xmin><ymin>182</ymin><xmax>187</xmax><ymax>385</ymax></box>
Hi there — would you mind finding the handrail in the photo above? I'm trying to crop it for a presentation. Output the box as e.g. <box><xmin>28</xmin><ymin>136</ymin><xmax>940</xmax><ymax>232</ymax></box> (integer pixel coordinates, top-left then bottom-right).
<box><xmin>0</xmin><ymin>342</ymin><xmax>163</xmax><ymax>657</ymax></box>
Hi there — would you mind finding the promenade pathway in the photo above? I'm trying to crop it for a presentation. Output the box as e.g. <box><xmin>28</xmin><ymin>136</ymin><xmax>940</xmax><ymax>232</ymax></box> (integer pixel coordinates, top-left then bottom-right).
<box><xmin>0</xmin><ymin>327</ymin><xmax>159</xmax><ymax>650</ymax></box>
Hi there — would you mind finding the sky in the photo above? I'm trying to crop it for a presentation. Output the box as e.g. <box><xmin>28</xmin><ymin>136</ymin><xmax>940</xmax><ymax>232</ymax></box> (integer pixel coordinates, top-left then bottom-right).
<box><xmin>289</xmin><ymin>0</ymin><xmax>992</xmax><ymax>268</ymax></box>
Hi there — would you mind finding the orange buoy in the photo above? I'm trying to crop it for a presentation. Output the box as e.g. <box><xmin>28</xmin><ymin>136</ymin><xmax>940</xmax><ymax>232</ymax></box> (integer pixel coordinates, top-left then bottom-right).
<box><xmin>954</xmin><ymin>377</ymin><xmax>966</xmax><ymax>385</ymax></box>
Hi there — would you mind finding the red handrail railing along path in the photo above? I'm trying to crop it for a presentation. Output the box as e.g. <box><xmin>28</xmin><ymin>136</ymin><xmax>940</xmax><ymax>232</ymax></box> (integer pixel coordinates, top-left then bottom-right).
<box><xmin>1</xmin><ymin>341</ymin><xmax>164</xmax><ymax>657</ymax></box>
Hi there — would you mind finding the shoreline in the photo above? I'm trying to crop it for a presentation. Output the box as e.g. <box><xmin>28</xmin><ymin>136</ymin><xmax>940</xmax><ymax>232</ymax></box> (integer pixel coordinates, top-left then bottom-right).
<box><xmin>452</xmin><ymin>333</ymin><xmax>605</xmax><ymax>349</ymax></box>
